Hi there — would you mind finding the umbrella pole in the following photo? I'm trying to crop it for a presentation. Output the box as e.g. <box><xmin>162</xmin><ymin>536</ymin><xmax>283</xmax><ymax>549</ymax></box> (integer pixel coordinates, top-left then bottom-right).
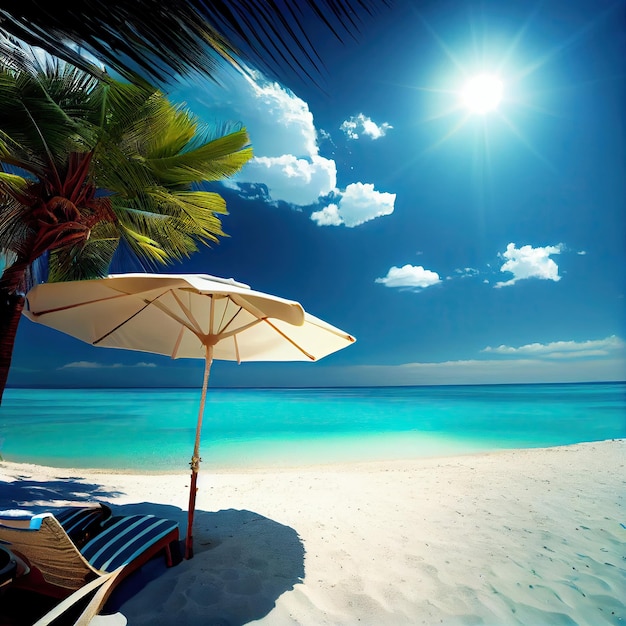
<box><xmin>185</xmin><ymin>343</ymin><xmax>213</xmax><ymax>560</ymax></box>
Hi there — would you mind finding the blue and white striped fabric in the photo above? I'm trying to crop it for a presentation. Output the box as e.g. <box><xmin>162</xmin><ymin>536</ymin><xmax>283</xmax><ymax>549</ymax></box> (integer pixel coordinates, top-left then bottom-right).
<box><xmin>81</xmin><ymin>515</ymin><xmax>178</xmax><ymax>572</ymax></box>
<box><xmin>0</xmin><ymin>505</ymin><xmax>109</xmax><ymax>534</ymax></box>
<box><xmin>55</xmin><ymin>505</ymin><xmax>111</xmax><ymax>540</ymax></box>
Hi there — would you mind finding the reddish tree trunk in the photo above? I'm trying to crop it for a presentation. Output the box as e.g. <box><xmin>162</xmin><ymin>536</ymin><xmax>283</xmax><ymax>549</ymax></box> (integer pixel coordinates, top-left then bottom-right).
<box><xmin>0</xmin><ymin>290</ymin><xmax>24</xmax><ymax>405</ymax></box>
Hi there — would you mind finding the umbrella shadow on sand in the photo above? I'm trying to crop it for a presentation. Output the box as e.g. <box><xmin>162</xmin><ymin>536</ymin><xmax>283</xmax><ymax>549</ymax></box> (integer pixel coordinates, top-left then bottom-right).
<box><xmin>0</xmin><ymin>479</ymin><xmax>305</xmax><ymax>626</ymax></box>
<box><xmin>109</xmin><ymin>502</ymin><xmax>305</xmax><ymax>626</ymax></box>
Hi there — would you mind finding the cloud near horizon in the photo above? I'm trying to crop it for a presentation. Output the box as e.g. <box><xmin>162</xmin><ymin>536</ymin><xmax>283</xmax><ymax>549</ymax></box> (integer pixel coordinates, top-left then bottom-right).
<box><xmin>496</xmin><ymin>243</ymin><xmax>564</xmax><ymax>287</ymax></box>
<box><xmin>340</xmin><ymin>113</ymin><xmax>393</xmax><ymax>140</ymax></box>
<box><xmin>375</xmin><ymin>264</ymin><xmax>441</xmax><ymax>290</ymax></box>
<box><xmin>348</xmin><ymin>357</ymin><xmax>625</xmax><ymax>386</ymax></box>
<box><xmin>347</xmin><ymin>337</ymin><xmax>625</xmax><ymax>386</ymax></box>
<box><xmin>482</xmin><ymin>335</ymin><xmax>625</xmax><ymax>359</ymax></box>
<box><xmin>311</xmin><ymin>183</ymin><xmax>396</xmax><ymax>227</ymax></box>
<box><xmin>60</xmin><ymin>361</ymin><xmax>157</xmax><ymax>370</ymax></box>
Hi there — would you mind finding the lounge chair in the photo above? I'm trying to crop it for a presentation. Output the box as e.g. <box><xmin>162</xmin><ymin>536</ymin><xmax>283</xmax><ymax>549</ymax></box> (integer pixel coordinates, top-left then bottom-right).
<box><xmin>0</xmin><ymin>503</ymin><xmax>112</xmax><ymax>544</ymax></box>
<box><xmin>0</xmin><ymin>508</ymin><xmax>179</xmax><ymax>625</ymax></box>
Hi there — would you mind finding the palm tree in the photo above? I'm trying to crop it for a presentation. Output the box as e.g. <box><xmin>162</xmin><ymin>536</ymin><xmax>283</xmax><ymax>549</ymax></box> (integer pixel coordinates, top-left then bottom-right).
<box><xmin>0</xmin><ymin>1</ymin><xmax>389</xmax><ymax>86</ymax></box>
<box><xmin>0</xmin><ymin>48</ymin><xmax>253</xmax><ymax>402</ymax></box>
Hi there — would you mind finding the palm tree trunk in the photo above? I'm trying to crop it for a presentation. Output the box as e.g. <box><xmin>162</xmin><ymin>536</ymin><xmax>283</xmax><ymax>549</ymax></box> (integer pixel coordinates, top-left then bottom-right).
<box><xmin>0</xmin><ymin>259</ymin><xmax>29</xmax><ymax>405</ymax></box>
<box><xmin>0</xmin><ymin>290</ymin><xmax>24</xmax><ymax>405</ymax></box>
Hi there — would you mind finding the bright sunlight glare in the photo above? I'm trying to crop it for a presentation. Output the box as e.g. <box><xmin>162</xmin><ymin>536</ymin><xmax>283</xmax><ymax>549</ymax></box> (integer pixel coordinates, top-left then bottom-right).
<box><xmin>461</xmin><ymin>74</ymin><xmax>503</xmax><ymax>114</ymax></box>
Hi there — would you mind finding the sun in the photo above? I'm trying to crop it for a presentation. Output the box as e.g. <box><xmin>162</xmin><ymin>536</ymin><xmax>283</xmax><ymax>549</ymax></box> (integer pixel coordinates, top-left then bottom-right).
<box><xmin>461</xmin><ymin>74</ymin><xmax>503</xmax><ymax>114</ymax></box>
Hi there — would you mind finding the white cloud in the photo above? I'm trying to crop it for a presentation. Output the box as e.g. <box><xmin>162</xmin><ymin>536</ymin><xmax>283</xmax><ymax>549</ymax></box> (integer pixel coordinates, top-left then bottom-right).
<box><xmin>340</xmin><ymin>183</ymin><xmax>396</xmax><ymax>227</ymax></box>
<box><xmin>244</xmin><ymin>74</ymin><xmax>319</xmax><ymax>156</ymax></box>
<box><xmin>495</xmin><ymin>242</ymin><xmax>563</xmax><ymax>287</ymax></box>
<box><xmin>340</xmin><ymin>114</ymin><xmax>393</xmax><ymax>140</ymax></box>
<box><xmin>237</xmin><ymin>154</ymin><xmax>336</xmax><ymax>206</ymax></box>
<box><xmin>375</xmin><ymin>264</ymin><xmax>441</xmax><ymax>290</ymax></box>
<box><xmin>445</xmin><ymin>268</ymin><xmax>482</xmax><ymax>282</ymax></box>
<box><xmin>60</xmin><ymin>361</ymin><xmax>157</xmax><ymax>369</ymax></box>
<box><xmin>310</xmin><ymin>203</ymin><xmax>343</xmax><ymax>226</ymax></box>
<box><xmin>578</xmin><ymin>250</ymin><xmax>587</xmax><ymax>255</ymax></box>
<box><xmin>220</xmin><ymin>73</ymin><xmax>337</xmax><ymax>206</ymax></box>
<box><xmin>482</xmin><ymin>335</ymin><xmax>625</xmax><ymax>359</ymax></box>
<box><xmin>318</xmin><ymin>128</ymin><xmax>332</xmax><ymax>143</ymax></box>
<box><xmin>173</xmin><ymin>68</ymin><xmax>329</xmax><ymax>204</ymax></box>
<box><xmin>179</xmin><ymin>67</ymin><xmax>318</xmax><ymax>159</ymax></box>
<box><xmin>311</xmin><ymin>182</ymin><xmax>395</xmax><ymax>227</ymax></box>
<box><xmin>176</xmin><ymin>68</ymin><xmax>397</xmax><ymax>211</ymax></box>
<box><xmin>454</xmin><ymin>267</ymin><xmax>480</xmax><ymax>278</ymax></box>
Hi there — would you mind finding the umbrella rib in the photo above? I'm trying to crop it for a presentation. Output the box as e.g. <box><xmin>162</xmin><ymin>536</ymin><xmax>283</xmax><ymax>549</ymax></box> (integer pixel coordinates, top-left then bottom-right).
<box><xmin>173</xmin><ymin>292</ymin><xmax>240</xmax><ymax>339</ymax></box>
<box><xmin>171</xmin><ymin>290</ymin><xmax>204</xmax><ymax>336</ymax></box>
<box><xmin>218</xmin><ymin>301</ymin><xmax>252</xmax><ymax>336</ymax></box>
<box><xmin>209</xmin><ymin>298</ymin><xmax>263</xmax><ymax>339</ymax></box>
<box><xmin>263</xmin><ymin>319</ymin><xmax>316</xmax><ymax>360</ymax></box>
<box><xmin>147</xmin><ymin>297</ymin><xmax>204</xmax><ymax>336</ymax></box>
<box><xmin>172</xmin><ymin>326</ymin><xmax>185</xmax><ymax>359</ymax></box>
<box><xmin>92</xmin><ymin>298</ymin><xmax>155</xmax><ymax>345</ymax></box>
<box><xmin>27</xmin><ymin>292</ymin><xmax>130</xmax><ymax>317</ymax></box>
<box><xmin>93</xmin><ymin>292</ymin><xmax>200</xmax><ymax>346</ymax></box>
<box><xmin>234</xmin><ymin>334</ymin><xmax>241</xmax><ymax>364</ymax></box>
<box><xmin>216</xmin><ymin>298</ymin><xmax>237</xmax><ymax>334</ymax></box>
<box><xmin>305</xmin><ymin>317</ymin><xmax>356</xmax><ymax>343</ymax></box>
<box><xmin>228</xmin><ymin>294</ymin><xmax>291</xmax><ymax>326</ymax></box>
<box><xmin>218</xmin><ymin>318</ymin><xmax>264</xmax><ymax>340</ymax></box>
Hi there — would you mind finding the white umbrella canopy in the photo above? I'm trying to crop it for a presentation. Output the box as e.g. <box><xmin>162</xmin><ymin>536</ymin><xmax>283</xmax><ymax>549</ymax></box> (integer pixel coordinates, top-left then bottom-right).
<box><xmin>24</xmin><ymin>273</ymin><xmax>352</xmax><ymax>362</ymax></box>
<box><xmin>24</xmin><ymin>273</ymin><xmax>355</xmax><ymax>558</ymax></box>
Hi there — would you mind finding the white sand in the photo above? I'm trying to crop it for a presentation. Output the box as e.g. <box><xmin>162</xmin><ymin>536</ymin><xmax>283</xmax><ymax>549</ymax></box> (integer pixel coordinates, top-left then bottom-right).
<box><xmin>1</xmin><ymin>440</ymin><xmax>625</xmax><ymax>625</ymax></box>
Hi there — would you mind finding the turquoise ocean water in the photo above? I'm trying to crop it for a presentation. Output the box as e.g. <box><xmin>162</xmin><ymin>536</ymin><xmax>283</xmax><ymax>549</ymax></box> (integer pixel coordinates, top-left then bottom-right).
<box><xmin>1</xmin><ymin>383</ymin><xmax>624</xmax><ymax>471</ymax></box>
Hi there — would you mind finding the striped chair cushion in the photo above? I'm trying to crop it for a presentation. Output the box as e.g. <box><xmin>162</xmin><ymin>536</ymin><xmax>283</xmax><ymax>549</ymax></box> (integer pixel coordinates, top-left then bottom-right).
<box><xmin>0</xmin><ymin>505</ymin><xmax>110</xmax><ymax>532</ymax></box>
<box><xmin>81</xmin><ymin>515</ymin><xmax>178</xmax><ymax>572</ymax></box>
<box><xmin>55</xmin><ymin>505</ymin><xmax>111</xmax><ymax>543</ymax></box>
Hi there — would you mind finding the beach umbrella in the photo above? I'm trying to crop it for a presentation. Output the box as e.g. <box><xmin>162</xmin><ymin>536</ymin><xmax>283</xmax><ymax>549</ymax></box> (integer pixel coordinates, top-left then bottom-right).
<box><xmin>23</xmin><ymin>273</ymin><xmax>355</xmax><ymax>559</ymax></box>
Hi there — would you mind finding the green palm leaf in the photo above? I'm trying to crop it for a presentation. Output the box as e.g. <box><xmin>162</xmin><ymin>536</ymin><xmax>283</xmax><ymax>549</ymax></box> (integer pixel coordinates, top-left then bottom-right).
<box><xmin>47</xmin><ymin>222</ymin><xmax>119</xmax><ymax>282</ymax></box>
<box><xmin>147</xmin><ymin>129</ymin><xmax>253</xmax><ymax>185</ymax></box>
<box><xmin>0</xmin><ymin>171</ymin><xmax>28</xmax><ymax>196</ymax></box>
<box><xmin>1</xmin><ymin>52</ymin><xmax>254</xmax><ymax>285</ymax></box>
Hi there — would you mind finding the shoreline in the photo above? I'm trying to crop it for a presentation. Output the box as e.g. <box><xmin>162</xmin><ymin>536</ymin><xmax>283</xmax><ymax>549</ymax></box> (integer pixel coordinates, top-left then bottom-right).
<box><xmin>2</xmin><ymin>440</ymin><xmax>625</xmax><ymax>625</ymax></box>
<box><xmin>1</xmin><ymin>437</ymin><xmax>624</xmax><ymax>476</ymax></box>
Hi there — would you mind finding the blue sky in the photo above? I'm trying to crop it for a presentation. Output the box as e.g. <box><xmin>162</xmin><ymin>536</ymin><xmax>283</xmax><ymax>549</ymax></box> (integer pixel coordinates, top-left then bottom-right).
<box><xmin>8</xmin><ymin>0</ymin><xmax>626</xmax><ymax>388</ymax></box>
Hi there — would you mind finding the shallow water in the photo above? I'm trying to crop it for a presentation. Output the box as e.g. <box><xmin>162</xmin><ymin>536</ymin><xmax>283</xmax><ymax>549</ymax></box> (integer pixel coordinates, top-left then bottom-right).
<box><xmin>1</xmin><ymin>382</ymin><xmax>624</xmax><ymax>470</ymax></box>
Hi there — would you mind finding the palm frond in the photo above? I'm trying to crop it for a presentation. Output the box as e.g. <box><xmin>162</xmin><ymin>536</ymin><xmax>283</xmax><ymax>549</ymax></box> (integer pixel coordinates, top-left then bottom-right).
<box><xmin>0</xmin><ymin>62</ymin><xmax>97</xmax><ymax>174</ymax></box>
<box><xmin>113</xmin><ymin>192</ymin><xmax>226</xmax><ymax>262</ymax></box>
<box><xmin>92</xmin><ymin>80</ymin><xmax>160</xmax><ymax>140</ymax></box>
<box><xmin>0</xmin><ymin>171</ymin><xmax>28</xmax><ymax>196</ymax></box>
<box><xmin>118</xmin><ymin>222</ymin><xmax>170</xmax><ymax>263</ymax></box>
<box><xmin>0</xmin><ymin>2</ymin><xmax>390</xmax><ymax>86</ymax></box>
<box><xmin>0</xmin><ymin>195</ymin><xmax>30</xmax><ymax>255</ymax></box>
<box><xmin>47</xmin><ymin>223</ymin><xmax>119</xmax><ymax>282</ymax></box>
<box><xmin>130</xmin><ymin>97</ymin><xmax>199</xmax><ymax>159</ymax></box>
<box><xmin>147</xmin><ymin>129</ymin><xmax>253</xmax><ymax>185</ymax></box>
<box><xmin>139</xmin><ymin>189</ymin><xmax>228</xmax><ymax>238</ymax></box>
<box><xmin>1</xmin><ymin>53</ymin><xmax>253</xmax><ymax>291</ymax></box>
